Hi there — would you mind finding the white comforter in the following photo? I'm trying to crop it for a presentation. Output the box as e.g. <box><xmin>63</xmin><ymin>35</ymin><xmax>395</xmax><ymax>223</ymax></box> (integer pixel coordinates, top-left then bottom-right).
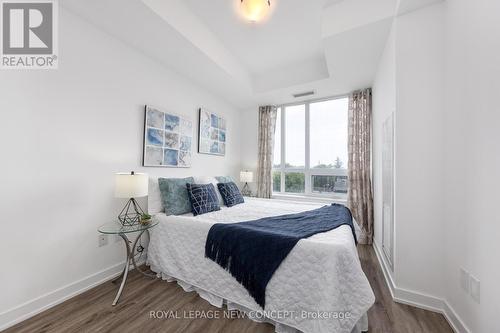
<box><xmin>147</xmin><ymin>198</ymin><xmax>375</xmax><ymax>333</ymax></box>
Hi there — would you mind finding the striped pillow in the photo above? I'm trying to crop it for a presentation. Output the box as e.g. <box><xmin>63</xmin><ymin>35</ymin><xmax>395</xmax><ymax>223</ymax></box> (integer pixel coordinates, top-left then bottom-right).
<box><xmin>217</xmin><ymin>182</ymin><xmax>244</xmax><ymax>207</ymax></box>
<box><xmin>186</xmin><ymin>183</ymin><xmax>221</xmax><ymax>216</ymax></box>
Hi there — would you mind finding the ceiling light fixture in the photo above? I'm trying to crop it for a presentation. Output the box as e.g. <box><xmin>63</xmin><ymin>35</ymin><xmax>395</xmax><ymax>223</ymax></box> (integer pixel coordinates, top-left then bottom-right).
<box><xmin>239</xmin><ymin>0</ymin><xmax>271</xmax><ymax>22</ymax></box>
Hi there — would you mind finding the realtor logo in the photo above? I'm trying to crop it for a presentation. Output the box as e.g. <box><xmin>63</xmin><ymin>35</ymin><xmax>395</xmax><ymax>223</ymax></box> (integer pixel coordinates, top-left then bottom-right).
<box><xmin>1</xmin><ymin>0</ymin><xmax>58</xmax><ymax>69</ymax></box>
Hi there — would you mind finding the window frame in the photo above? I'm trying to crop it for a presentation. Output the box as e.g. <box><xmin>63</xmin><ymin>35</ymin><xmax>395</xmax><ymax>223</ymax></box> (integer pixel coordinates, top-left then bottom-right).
<box><xmin>273</xmin><ymin>94</ymin><xmax>349</xmax><ymax>200</ymax></box>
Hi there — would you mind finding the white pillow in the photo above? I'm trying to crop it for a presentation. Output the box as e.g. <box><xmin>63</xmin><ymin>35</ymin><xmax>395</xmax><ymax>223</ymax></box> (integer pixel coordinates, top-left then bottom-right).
<box><xmin>148</xmin><ymin>176</ymin><xmax>163</xmax><ymax>215</ymax></box>
<box><xmin>193</xmin><ymin>176</ymin><xmax>224</xmax><ymax>206</ymax></box>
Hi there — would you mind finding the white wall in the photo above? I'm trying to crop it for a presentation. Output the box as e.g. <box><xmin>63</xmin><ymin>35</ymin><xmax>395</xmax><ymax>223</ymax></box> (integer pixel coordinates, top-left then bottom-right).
<box><xmin>0</xmin><ymin>8</ymin><xmax>242</xmax><ymax>328</ymax></box>
<box><xmin>373</xmin><ymin>1</ymin><xmax>500</xmax><ymax>331</ymax></box>
<box><xmin>372</xmin><ymin>24</ymin><xmax>396</xmax><ymax>252</ymax></box>
<box><xmin>373</xmin><ymin>4</ymin><xmax>445</xmax><ymax>298</ymax></box>
<box><xmin>442</xmin><ymin>0</ymin><xmax>500</xmax><ymax>331</ymax></box>
<box><xmin>239</xmin><ymin>107</ymin><xmax>259</xmax><ymax>194</ymax></box>
<box><xmin>393</xmin><ymin>3</ymin><xmax>445</xmax><ymax>298</ymax></box>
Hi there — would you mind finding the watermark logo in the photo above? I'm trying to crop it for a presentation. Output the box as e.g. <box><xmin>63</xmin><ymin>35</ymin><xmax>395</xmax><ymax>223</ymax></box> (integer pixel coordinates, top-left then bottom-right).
<box><xmin>1</xmin><ymin>0</ymin><xmax>58</xmax><ymax>69</ymax></box>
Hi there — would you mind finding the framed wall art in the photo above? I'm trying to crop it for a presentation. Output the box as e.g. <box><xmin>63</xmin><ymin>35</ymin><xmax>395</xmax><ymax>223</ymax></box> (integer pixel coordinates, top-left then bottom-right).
<box><xmin>198</xmin><ymin>108</ymin><xmax>226</xmax><ymax>156</ymax></box>
<box><xmin>143</xmin><ymin>105</ymin><xmax>193</xmax><ymax>168</ymax></box>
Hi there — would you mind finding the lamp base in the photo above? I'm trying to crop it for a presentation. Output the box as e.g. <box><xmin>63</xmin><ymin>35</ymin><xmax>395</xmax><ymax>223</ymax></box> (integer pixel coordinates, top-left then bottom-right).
<box><xmin>118</xmin><ymin>198</ymin><xmax>145</xmax><ymax>226</ymax></box>
<box><xmin>241</xmin><ymin>182</ymin><xmax>252</xmax><ymax>197</ymax></box>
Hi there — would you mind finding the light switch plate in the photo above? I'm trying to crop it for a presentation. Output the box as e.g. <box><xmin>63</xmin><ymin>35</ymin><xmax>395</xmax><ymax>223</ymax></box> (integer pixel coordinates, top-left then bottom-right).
<box><xmin>470</xmin><ymin>275</ymin><xmax>480</xmax><ymax>303</ymax></box>
<box><xmin>460</xmin><ymin>268</ymin><xmax>470</xmax><ymax>293</ymax></box>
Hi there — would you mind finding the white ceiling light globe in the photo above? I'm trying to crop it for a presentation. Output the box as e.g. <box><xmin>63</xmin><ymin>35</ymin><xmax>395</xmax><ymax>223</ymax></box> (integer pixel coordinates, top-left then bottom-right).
<box><xmin>239</xmin><ymin>0</ymin><xmax>271</xmax><ymax>22</ymax></box>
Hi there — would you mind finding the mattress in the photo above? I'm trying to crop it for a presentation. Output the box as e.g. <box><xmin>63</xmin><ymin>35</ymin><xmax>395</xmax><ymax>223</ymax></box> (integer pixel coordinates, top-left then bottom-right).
<box><xmin>147</xmin><ymin>198</ymin><xmax>375</xmax><ymax>333</ymax></box>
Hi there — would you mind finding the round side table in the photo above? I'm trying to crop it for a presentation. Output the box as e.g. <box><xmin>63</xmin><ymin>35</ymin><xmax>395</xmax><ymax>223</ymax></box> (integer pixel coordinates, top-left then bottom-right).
<box><xmin>98</xmin><ymin>220</ymin><xmax>159</xmax><ymax>305</ymax></box>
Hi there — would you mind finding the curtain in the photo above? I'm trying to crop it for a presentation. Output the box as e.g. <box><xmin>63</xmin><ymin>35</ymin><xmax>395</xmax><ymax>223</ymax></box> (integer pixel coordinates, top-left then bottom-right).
<box><xmin>256</xmin><ymin>105</ymin><xmax>278</xmax><ymax>198</ymax></box>
<box><xmin>347</xmin><ymin>88</ymin><xmax>374</xmax><ymax>244</ymax></box>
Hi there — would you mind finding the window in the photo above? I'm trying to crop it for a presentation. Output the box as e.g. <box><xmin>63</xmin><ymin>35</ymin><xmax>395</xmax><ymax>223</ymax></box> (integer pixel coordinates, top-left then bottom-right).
<box><xmin>285</xmin><ymin>105</ymin><xmax>305</xmax><ymax>168</ymax></box>
<box><xmin>285</xmin><ymin>172</ymin><xmax>305</xmax><ymax>193</ymax></box>
<box><xmin>310</xmin><ymin>99</ymin><xmax>348</xmax><ymax>170</ymax></box>
<box><xmin>272</xmin><ymin>96</ymin><xmax>348</xmax><ymax>199</ymax></box>
<box><xmin>272</xmin><ymin>171</ymin><xmax>281</xmax><ymax>192</ymax></box>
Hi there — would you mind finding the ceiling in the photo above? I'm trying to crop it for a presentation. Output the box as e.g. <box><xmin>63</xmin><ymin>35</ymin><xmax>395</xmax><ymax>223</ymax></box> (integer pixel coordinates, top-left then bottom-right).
<box><xmin>184</xmin><ymin>0</ymin><xmax>330</xmax><ymax>75</ymax></box>
<box><xmin>62</xmin><ymin>0</ymin><xmax>443</xmax><ymax>109</ymax></box>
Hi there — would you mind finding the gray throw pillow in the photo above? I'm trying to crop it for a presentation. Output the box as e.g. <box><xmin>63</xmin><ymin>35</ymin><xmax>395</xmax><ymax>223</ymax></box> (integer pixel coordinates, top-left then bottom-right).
<box><xmin>158</xmin><ymin>177</ymin><xmax>194</xmax><ymax>215</ymax></box>
<box><xmin>215</xmin><ymin>176</ymin><xmax>233</xmax><ymax>184</ymax></box>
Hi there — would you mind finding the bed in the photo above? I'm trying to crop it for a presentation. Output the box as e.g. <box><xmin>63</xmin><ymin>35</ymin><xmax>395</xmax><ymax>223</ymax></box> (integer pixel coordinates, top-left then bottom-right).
<box><xmin>146</xmin><ymin>182</ymin><xmax>374</xmax><ymax>333</ymax></box>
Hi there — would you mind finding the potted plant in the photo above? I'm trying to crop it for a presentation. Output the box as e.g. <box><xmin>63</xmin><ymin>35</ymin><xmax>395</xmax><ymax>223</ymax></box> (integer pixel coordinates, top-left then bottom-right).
<box><xmin>140</xmin><ymin>213</ymin><xmax>152</xmax><ymax>225</ymax></box>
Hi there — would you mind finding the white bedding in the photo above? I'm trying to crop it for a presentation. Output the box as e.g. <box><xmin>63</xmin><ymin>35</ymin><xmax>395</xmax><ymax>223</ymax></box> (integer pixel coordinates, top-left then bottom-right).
<box><xmin>147</xmin><ymin>198</ymin><xmax>375</xmax><ymax>333</ymax></box>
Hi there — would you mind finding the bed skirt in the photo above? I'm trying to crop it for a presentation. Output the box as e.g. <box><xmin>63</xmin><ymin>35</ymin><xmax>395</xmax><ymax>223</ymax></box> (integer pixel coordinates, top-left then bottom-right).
<box><xmin>148</xmin><ymin>263</ymin><xmax>368</xmax><ymax>333</ymax></box>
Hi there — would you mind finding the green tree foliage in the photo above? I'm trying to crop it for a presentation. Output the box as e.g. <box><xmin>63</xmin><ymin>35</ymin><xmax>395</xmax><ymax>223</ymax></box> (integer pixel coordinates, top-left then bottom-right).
<box><xmin>272</xmin><ymin>172</ymin><xmax>281</xmax><ymax>192</ymax></box>
<box><xmin>285</xmin><ymin>173</ymin><xmax>305</xmax><ymax>193</ymax></box>
<box><xmin>314</xmin><ymin>163</ymin><xmax>333</xmax><ymax>169</ymax></box>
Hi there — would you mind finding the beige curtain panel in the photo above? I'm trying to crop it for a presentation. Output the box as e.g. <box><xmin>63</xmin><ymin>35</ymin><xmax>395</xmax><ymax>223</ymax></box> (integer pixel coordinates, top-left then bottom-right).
<box><xmin>347</xmin><ymin>88</ymin><xmax>374</xmax><ymax>244</ymax></box>
<box><xmin>256</xmin><ymin>105</ymin><xmax>278</xmax><ymax>198</ymax></box>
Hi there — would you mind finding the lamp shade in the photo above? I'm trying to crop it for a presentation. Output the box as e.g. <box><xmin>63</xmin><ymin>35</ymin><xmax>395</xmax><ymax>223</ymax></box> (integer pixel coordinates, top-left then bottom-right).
<box><xmin>114</xmin><ymin>172</ymin><xmax>148</xmax><ymax>198</ymax></box>
<box><xmin>240</xmin><ymin>171</ymin><xmax>254</xmax><ymax>183</ymax></box>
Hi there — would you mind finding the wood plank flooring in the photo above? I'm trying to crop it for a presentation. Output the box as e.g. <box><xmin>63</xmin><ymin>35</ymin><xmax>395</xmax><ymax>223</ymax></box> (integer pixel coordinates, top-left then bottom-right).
<box><xmin>5</xmin><ymin>246</ymin><xmax>453</xmax><ymax>333</ymax></box>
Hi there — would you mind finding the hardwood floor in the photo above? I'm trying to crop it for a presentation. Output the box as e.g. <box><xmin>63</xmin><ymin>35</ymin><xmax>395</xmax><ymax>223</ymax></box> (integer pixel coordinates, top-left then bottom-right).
<box><xmin>5</xmin><ymin>246</ymin><xmax>453</xmax><ymax>333</ymax></box>
<box><xmin>357</xmin><ymin>246</ymin><xmax>453</xmax><ymax>333</ymax></box>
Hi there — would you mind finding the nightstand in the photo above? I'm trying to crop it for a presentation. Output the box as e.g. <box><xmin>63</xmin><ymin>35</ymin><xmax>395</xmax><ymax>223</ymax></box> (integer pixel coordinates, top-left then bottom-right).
<box><xmin>98</xmin><ymin>220</ymin><xmax>158</xmax><ymax>305</ymax></box>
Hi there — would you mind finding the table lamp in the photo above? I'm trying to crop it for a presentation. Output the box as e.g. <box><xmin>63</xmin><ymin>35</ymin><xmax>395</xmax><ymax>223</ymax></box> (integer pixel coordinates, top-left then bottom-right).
<box><xmin>115</xmin><ymin>171</ymin><xmax>148</xmax><ymax>226</ymax></box>
<box><xmin>240</xmin><ymin>170</ymin><xmax>254</xmax><ymax>196</ymax></box>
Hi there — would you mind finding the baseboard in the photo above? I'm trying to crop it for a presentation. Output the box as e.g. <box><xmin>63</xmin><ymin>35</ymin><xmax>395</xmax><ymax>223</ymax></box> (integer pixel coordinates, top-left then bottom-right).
<box><xmin>0</xmin><ymin>257</ymin><xmax>146</xmax><ymax>332</ymax></box>
<box><xmin>372</xmin><ymin>242</ymin><xmax>470</xmax><ymax>333</ymax></box>
<box><xmin>372</xmin><ymin>242</ymin><xmax>397</xmax><ymax>298</ymax></box>
<box><xmin>442</xmin><ymin>300</ymin><xmax>471</xmax><ymax>333</ymax></box>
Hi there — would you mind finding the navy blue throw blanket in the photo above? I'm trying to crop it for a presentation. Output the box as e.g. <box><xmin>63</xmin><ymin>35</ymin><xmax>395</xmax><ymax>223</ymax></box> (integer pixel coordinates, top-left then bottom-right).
<box><xmin>205</xmin><ymin>203</ymin><xmax>356</xmax><ymax>308</ymax></box>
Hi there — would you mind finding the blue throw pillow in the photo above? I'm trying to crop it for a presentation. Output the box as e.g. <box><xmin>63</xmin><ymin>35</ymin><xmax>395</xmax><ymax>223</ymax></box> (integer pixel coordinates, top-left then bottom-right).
<box><xmin>186</xmin><ymin>183</ymin><xmax>221</xmax><ymax>216</ymax></box>
<box><xmin>217</xmin><ymin>182</ymin><xmax>245</xmax><ymax>207</ymax></box>
<box><xmin>158</xmin><ymin>177</ymin><xmax>194</xmax><ymax>215</ymax></box>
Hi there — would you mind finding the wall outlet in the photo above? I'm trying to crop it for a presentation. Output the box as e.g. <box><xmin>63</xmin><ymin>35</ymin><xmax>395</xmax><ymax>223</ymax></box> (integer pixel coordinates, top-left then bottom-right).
<box><xmin>470</xmin><ymin>275</ymin><xmax>480</xmax><ymax>303</ymax></box>
<box><xmin>98</xmin><ymin>234</ymin><xmax>108</xmax><ymax>247</ymax></box>
<box><xmin>460</xmin><ymin>268</ymin><xmax>470</xmax><ymax>293</ymax></box>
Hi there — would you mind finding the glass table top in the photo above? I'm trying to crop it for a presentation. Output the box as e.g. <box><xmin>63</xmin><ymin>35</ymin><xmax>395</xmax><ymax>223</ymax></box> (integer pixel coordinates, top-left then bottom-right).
<box><xmin>98</xmin><ymin>220</ymin><xmax>158</xmax><ymax>234</ymax></box>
